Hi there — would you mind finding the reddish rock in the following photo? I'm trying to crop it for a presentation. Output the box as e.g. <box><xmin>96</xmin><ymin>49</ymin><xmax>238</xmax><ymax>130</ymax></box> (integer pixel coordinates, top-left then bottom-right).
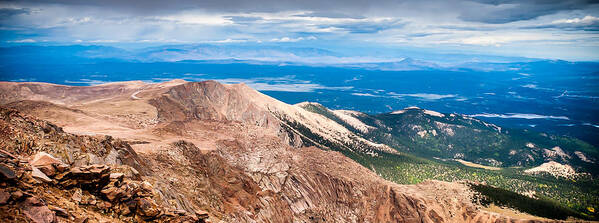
<box><xmin>0</xmin><ymin>188</ymin><xmax>10</xmax><ymax>204</ymax></box>
<box><xmin>18</xmin><ymin>196</ymin><xmax>56</xmax><ymax>223</ymax></box>
<box><xmin>0</xmin><ymin>149</ymin><xmax>17</xmax><ymax>159</ymax></box>
<box><xmin>30</xmin><ymin>152</ymin><xmax>63</xmax><ymax>177</ymax></box>
<box><xmin>100</xmin><ymin>185</ymin><xmax>123</xmax><ymax>202</ymax></box>
<box><xmin>11</xmin><ymin>190</ymin><xmax>23</xmax><ymax>201</ymax></box>
<box><xmin>48</xmin><ymin>205</ymin><xmax>69</xmax><ymax>217</ymax></box>
<box><xmin>109</xmin><ymin>173</ymin><xmax>124</xmax><ymax>180</ymax></box>
<box><xmin>136</xmin><ymin>197</ymin><xmax>160</xmax><ymax>218</ymax></box>
<box><xmin>140</xmin><ymin>180</ymin><xmax>153</xmax><ymax>192</ymax></box>
<box><xmin>59</xmin><ymin>165</ymin><xmax>111</xmax><ymax>188</ymax></box>
<box><xmin>71</xmin><ymin>188</ymin><xmax>82</xmax><ymax>203</ymax></box>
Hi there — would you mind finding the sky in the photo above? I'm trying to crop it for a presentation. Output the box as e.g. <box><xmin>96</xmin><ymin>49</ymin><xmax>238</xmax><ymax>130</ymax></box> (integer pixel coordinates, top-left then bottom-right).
<box><xmin>1</xmin><ymin>0</ymin><xmax>599</xmax><ymax>61</ymax></box>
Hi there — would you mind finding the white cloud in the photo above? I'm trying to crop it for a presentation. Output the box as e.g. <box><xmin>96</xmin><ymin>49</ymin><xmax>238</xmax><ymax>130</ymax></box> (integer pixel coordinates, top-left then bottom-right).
<box><xmin>458</xmin><ymin>33</ymin><xmax>550</xmax><ymax>46</ymax></box>
<box><xmin>210</xmin><ymin>38</ymin><xmax>248</xmax><ymax>43</ymax></box>
<box><xmin>270</xmin><ymin>36</ymin><xmax>316</xmax><ymax>42</ymax></box>
<box><xmin>2</xmin><ymin>2</ymin><xmax>599</xmax><ymax>60</ymax></box>
<box><xmin>389</xmin><ymin>93</ymin><xmax>457</xmax><ymax>100</ymax></box>
<box><xmin>157</xmin><ymin>13</ymin><xmax>233</xmax><ymax>25</ymax></box>
<box><xmin>522</xmin><ymin>84</ymin><xmax>537</xmax><ymax>89</ymax></box>
<box><xmin>551</xmin><ymin>15</ymin><xmax>599</xmax><ymax>25</ymax></box>
<box><xmin>6</xmin><ymin>38</ymin><xmax>36</xmax><ymax>43</ymax></box>
<box><xmin>582</xmin><ymin>123</ymin><xmax>599</xmax><ymax>128</ymax></box>
<box><xmin>469</xmin><ymin>113</ymin><xmax>569</xmax><ymax>120</ymax></box>
<box><xmin>351</xmin><ymin>92</ymin><xmax>378</xmax><ymax>97</ymax></box>
<box><xmin>248</xmin><ymin>82</ymin><xmax>350</xmax><ymax>92</ymax></box>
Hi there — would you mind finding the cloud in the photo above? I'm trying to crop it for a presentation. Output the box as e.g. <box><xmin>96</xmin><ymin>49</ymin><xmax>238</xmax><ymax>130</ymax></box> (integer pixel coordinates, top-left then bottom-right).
<box><xmin>224</xmin><ymin>15</ymin><xmax>264</xmax><ymax>24</ymax></box>
<box><xmin>389</xmin><ymin>93</ymin><xmax>458</xmax><ymax>100</ymax></box>
<box><xmin>294</xmin><ymin>11</ymin><xmax>365</xmax><ymax>19</ymax></box>
<box><xmin>457</xmin><ymin>33</ymin><xmax>557</xmax><ymax>46</ymax></box>
<box><xmin>469</xmin><ymin>113</ymin><xmax>570</xmax><ymax>120</ymax></box>
<box><xmin>2</xmin><ymin>0</ymin><xmax>599</xmax><ymax>60</ymax></box>
<box><xmin>524</xmin><ymin>15</ymin><xmax>599</xmax><ymax>31</ymax></box>
<box><xmin>247</xmin><ymin>82</ymin><xmax>351</xmax><ymax>92</ymax></box>
<box><xmin>0</xmin><ymin>8</ymin><xmax>31</xmax><ymax>17</ymax></box>
<box><xmin>351</xmin><ymin>92</ymin><xmax>378</xmax><ymax>97</ymax></box>
<box><xmin>522</xmin><ymin>84</ymin><xmax>537</xmax><ymax>89</ymax></box>
<box><xmin>6</xmin><ymin>38</ymin><xmax>36</xmax><ymax>43</ymax></box>
<box><xmin>323</xmin><ymin>18</ymin><xmax>405</xmax><ymax>33</ymax></box>
<box><xmin>270</xmin><ymin>36</ymin><xmax>316</xmax><ymax>42</ymax></box>
<box><xmin>210</xmin><ymin>38</ymin><xmax>249</xmax><ymax>43</ymax></box>
<box><xmin>520</xmin><ymin>84</ymin><xmax>557</xmax><ymax>91</ymax></box>
<box><xmin>459</xmin><ymin>0</ymin><xmax>598</xmax><ymax>24</ymax></box>
<box><xmin>582</xmin><ymin>123</ymin><xmax>599</xmax><ymax>128</ymax></box>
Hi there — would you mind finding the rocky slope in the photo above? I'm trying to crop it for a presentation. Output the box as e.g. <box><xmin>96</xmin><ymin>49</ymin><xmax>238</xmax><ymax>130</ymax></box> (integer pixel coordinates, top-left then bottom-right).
<box><xmin>0</xmin><ymin>80</ymin><xmax>564</xmax><ymax>222</ymax></box>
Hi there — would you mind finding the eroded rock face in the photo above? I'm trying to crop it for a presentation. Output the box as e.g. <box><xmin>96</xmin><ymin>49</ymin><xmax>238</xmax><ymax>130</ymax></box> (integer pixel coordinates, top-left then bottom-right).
<box><xmin>145</xmin><ymin>136</ymin><xmax>556</xmax><ymax>223</ymax></box>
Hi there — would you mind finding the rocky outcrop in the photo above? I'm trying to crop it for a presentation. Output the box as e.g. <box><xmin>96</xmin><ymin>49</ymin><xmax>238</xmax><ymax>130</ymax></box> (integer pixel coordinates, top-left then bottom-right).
<box><xmin>0</xmin><ymin>108</ymin><xmax>208</xmax><ymax>222</ymax></box>
<box><xmin>0</xmin><ymin>148</ymin><xmax>207</xmax><ymax>223</ymax></box>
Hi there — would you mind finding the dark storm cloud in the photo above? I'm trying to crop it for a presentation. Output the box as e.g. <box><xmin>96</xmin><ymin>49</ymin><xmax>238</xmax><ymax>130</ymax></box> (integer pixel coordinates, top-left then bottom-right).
<box><xmin>0</xmin><ymin>0</ymin><xmax>370</xmax><ymax>14</ymax></box>
<box><xmin>0</xmin><ymin>8</ymin><xmax>31</xmax><ymax>17</ymax></box>
<box><xmin>460</xmin><ymin>0</ymin><xmax>599</xmax><ymax>24</ymax></box>
<box><xmin>2</xmin><ymin>0</ymin><xmax>597</xmax><ymax>24</ymax></box>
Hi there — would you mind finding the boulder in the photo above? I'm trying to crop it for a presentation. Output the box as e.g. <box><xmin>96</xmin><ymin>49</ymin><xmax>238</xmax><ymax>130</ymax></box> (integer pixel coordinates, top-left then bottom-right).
<box><xmin>58</xmin><ymin>164</ymin><xmax>111</xmax><ymax>188</ymax></box>
<box><xmin>100</xmin><ymin>184</ymin><xmax>125</xmax><ymax>202</ymax></box>
<box><xmin>31</xmin><ymin>166</ymin><xmax>52</xmax><ymax>183</ymax></box>
<box><xmin>141</xmin><ymin>180</ymin><xmax>153</xmax><ymax>192</ymax></box>
<box><xmin>11</xmin><ymin>190</ymin><xmax>23</xmax><ymax>201</ymax></box>
<box><xmin>18</xmin><ymin>196</ymin><xmax>56</xmax><ymax>223</ymax></box>
<box><xmin>0</xmin><ymin>188</ymin><xmax>10</xmax><ymax>204</ymax></box>
<box><xmin>0</xmin><ymin>163</ymin><xmax>16</xmax><ymax>180</ymax></box>
<box><xmin>109</xmin><ymin>173</ymin><xmax>124</xmax><ymax>180</ymax></box>
<box><xmin>29</xmin><ymin>152</ymin><xmax>66</xmax><ymax>177</ymax></box>
<box><xmin>136</xmin><ymin>197</ymin><xmax>161</xmax><ymax>219</ymax></box>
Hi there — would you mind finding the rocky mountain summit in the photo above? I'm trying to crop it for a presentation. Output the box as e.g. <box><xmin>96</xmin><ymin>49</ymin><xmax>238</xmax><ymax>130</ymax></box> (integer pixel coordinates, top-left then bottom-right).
<box><xmin>0</xmin><ymin>80</ymin><xmax>576</xmax><ymax>222</ymax></box>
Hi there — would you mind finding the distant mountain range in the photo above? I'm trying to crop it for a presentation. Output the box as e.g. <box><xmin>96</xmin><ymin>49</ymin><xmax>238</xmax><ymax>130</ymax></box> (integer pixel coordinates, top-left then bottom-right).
<box><xmin>0</xmin><ymin>44</ymin><xmax>551</xmax><ymax>71</ymax></box>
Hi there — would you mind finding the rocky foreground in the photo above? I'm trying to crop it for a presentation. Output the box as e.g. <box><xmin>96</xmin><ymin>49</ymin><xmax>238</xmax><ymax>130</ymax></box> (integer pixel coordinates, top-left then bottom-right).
<box><xmin>0</xmin><ymin>80</ymin><xmax>562</xmax><ymax>222</ymax></box>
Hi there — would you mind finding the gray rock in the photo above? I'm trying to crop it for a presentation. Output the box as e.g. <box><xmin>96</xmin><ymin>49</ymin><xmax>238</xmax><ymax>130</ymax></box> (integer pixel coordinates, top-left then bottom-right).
<box><xmin>0</xmin><ymin>163</ymin><xmax>16</xmax><ymax>180</ymax></box>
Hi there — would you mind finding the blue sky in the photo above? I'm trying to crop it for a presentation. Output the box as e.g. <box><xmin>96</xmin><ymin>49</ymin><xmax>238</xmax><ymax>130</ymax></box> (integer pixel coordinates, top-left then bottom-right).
<box><xmin>1</xmin><ymin>0</ymin><xmax>599</xmax><ymax>61</ymax></box>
